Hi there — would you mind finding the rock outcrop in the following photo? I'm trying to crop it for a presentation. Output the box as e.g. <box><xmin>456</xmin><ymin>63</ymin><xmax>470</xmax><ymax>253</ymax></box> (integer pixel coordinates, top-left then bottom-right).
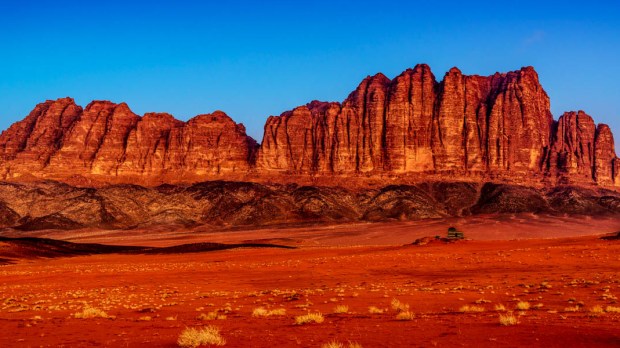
<box><xmin>0</xmin><ymin>65</ymin><xmax>618</xmax><ymax>188</ymax></box>
<box><xmin>0</xmin><ymin>98</ymin><xmax>257</xmax><ymax>183</ymax></box>
<box><xmin>0</xmin><ymin>180</ymin><xmax>618</xmax><ymax>230</ymax></box>
<box><xmin>257</xmin><ymin>65</ymin><xmax>618</xmax><ymax>187</ymax></box>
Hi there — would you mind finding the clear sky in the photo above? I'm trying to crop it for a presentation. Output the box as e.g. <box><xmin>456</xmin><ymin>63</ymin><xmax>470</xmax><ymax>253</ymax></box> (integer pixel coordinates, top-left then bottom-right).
<box><xmin>1</xmin><ymin>1</ymin><xmax>619</xmax><ymax>142</ymax></box>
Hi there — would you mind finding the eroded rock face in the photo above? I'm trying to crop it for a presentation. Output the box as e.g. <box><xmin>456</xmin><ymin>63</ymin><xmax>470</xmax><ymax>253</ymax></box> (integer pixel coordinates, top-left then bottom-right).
<box><xmin>0</xmin><ymin>65</ymin><xmax>618</xmax><ymax>188</ymax></box>
<box><xmin>0</xmin><ymin>99</ymin><xmax>257</xmax><ymax>183</ymax></box>
<box><xmin>548</xmin><ymin>111</ymin><xmax>597</xmax><ymax>183</ymax></box>
<box><xmin>257</xmin><ymin>65</ymin><xmax>618</xmax><ymax>187</ymax></box>
<box><xmin>257</xmin><ymin>65</ymin><xmax>562</xmax><ymax>178</ymax></box>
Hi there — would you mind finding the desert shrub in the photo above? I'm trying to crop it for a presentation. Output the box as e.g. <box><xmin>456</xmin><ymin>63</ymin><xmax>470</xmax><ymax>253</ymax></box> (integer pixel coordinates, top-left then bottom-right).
<box><xmin>499</xmin><ymin>313</ymin><xmax>518</xmax><ymax>326</ymax></box>
<box><xmin>368</xmin><ymin>306</ymin><xmax>384</xmax><ymax>314</ymax></box>
<box><xmin>459</xmin><ymin>305</ymin><xmax>484</xmax><ymax>312</ymax></box>
<box><xmin>395</xmin><ymin>311</ymin><xmax>414</xmax><ymax>320</ymax></box>
<box><xmin>391</xmin><ymin>298</ymin><xmax>409</xmax><ymax>312</ymax></box>
<box><xmin>252</xmin><ymin>307</ymin><xmax>286</xmax><ymax>317</ymax></box>
<box><xmin>294</xmin><ymin>312</ymin><xmax>324</xmax><ymax>325</ymax></box>
<box><xmin>516</xmin><ymin>301</ymin><xmax>530</xmax><ymax>310</ymax></box>
<box><xmin>333</xmin><ymin>305</ymin><xmax>349</xmax><ymax>314</ymax></box>
<box><xmin>177</xmin><ymin>326</ymin><xmax>225</xmax><ymax>347</ymax></box>
<box><xmin>73</xmin><ymin>306</ymin><xmax>109</xmax><ymax>319</ymax></box>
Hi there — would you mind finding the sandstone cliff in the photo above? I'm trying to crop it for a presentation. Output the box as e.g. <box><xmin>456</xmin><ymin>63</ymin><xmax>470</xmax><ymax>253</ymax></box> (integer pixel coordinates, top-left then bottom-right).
<box><xmin>0</xmin><ymin>65</ymin><xmax>618</xmax><ymax>187</ymax></box>
<box><xmin>0</xmin><ymin>99</ymin><xmax>258</xmax><ymax>183</ymax></box>
<box><xmin>257</xmin><ymin>65</ymin><xmax>618</xmax><ymax>187</ymax></box>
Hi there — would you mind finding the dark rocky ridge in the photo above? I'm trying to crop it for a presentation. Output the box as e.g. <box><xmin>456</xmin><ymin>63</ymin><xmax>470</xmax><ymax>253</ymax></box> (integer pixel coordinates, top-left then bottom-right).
<box><xmin>0</xmin><ymin>180</ymin><xmax>618</xmax><ymax>231</ymax></box>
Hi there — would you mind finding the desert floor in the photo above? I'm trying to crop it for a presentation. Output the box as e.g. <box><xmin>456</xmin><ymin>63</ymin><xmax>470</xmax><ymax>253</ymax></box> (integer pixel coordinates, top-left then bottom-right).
<box><xmin>1</xmin><ymin>215</ymin><xmax>620</xmax><ymax>347</ymax></box>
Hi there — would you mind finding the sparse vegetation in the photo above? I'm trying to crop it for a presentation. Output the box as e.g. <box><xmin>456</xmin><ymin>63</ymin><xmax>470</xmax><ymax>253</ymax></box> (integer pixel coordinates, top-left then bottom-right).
<box><xmin>516</xmin><ymin>301</ymin><xmax>530</xmax><ymax>310</ymax></box>
<box><xmin>295</xmin><ymin>312</ymin><xmax>324</xmax><ymax>325</ymax></box>
<box><xmin>368</xmin><ymin>306</ymin><xmax>384</xmax><ymax>314</ymax></box>
<box><xmin>333</xmin><ymin>305</ymin><xmax>349</xmax><ymax>314</ymax></box>
<box><xmin>252</xmin><ymin>307</ymin><xmax>286</xmax><ymax>317</ymax></box>
<box><xmin>177</xmin><ymin>326</ymin><xmax>226</xmax><ymax>347</ymax></box>
<box><xmin>321</xmin><ymin>342</ymin><xmax>363</xmax><ymax>348</ymax></box>
<box><xmin>73</xmin><ymin>306</ymin><xmax>110</xmax><ymax>319</ymax></box>
<box><xmin>391</xmin><ymin>298</ymin><xmax>409</xmax><ymax>312</ymax></box>
<box><xmin>459</xmin><ymin>305</ymin><xmax>485</xmax><ymax>313</ymax></box>
<box><xmin>605</xmin><ymin>306</ymin><xmax>620</xmax><ymax>313</ymax></box>
<box><xmin>589</xmin><ymin>305</ymin><xmax>604</xmax><ymax>315</ymax></box>
<box><xmin>494</xmin><ymin>304</ymin><xmax>506</xmax><ymax>312</ymax></box>
<box><xmin>395</xmin><ymin>311</ymin><xmax>415</xmax><ymax>320</ymax></box>
<box><xmin>499</xmin><ymin>313</ymin><xmax>518</xmax><ymax>326</ymax></box>
<box><xmin>197</xmin><ymin>311</ymin><xmax>225</xmax><ymax>321</ymax></box>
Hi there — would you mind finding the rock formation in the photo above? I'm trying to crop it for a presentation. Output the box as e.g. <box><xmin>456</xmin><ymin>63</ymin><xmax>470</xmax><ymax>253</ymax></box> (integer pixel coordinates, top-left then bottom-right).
<box><xmin>0</xmin><ymin>180</ymin><xmax>618</xmax><ymax>230</ymax></box>
<box><xmin>0</xmin><ymin>65</ymin><xmax>618</xmax><ymax>188</ymax></box>
<box><xmin>0</xmin><ymin>98</ymin><xmax>257</xmax><ymax>183</ymax></box>
<box><xmin>258</xmin><ymin>65</ymin><xmax>618</xmax><ymax>187</ymax></box>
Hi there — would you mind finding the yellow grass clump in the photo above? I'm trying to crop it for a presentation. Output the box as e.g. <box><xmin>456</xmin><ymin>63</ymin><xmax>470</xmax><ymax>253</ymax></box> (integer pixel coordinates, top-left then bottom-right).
<box><xmin>391</xmin><ymin>298</ymin><xmax>409</xmax><ymax>312</ymax></box>
<box><xmin>459</xmin><ymin>305</ymin><xmax>485</xmax><ymax>313</ymax></box>
<box><xmin>197</xmin><ymin>311</ymin><xmax>226</xmax><ymax>321</ymax></box>
<box><xmin>395</xmin><ymin>311</ymin><xmax>415</xmax><ymax>321</ymax></box>
<box><xmin>368</xmin><ymin>306</ymin><xmax>384</xmax><ymax>314</ymax></box>
<box><xmin>73</xmin><ymin>306</ymin><xmax>110</xmax><ymax>319</ymax></box>
<box><xmin>294</xmin><ymin>312</ymin><xmax>324</xmax><ymax>325</ymax></box>
<box><xmin>252</xmin><ymin>307</ymin><xmax>286</xmax><ymax>317</ymax></box>
<box><xmin>177</xmin><ymin>326</ymin><xmax>225</xmax><ymax>347</ymax></box>
<box><xmin>333</xmin><ymin>305</ymin><xmax>349</xmax><ymax>314</ymax></box>
<box><xmin>499</xmin><ymin>313</ymin><xmax>518</xmax><ymax>326</ymax></box>
<box><xmin>589</xmin><ymin>305</ymin><xmax>604</xmax><ymax>316</ymax></box>
<box><xmin>494</xmin><ymin>304</ymin><xmax>506</xmax><ymax>312</ymax></box>
<box><xmin>605</xmin><ymin>306</ymin><xmax>620</xmax><ymax>313</ymax></box>
<box><xmin>321</xmin><ymin>341</ymin><xmax>363</xmax><ymax>348</ymax></box>
<box><xmin>516</xmin><ymin>301</ymin><xmax>530</xmax><ymax>310</ymax></box>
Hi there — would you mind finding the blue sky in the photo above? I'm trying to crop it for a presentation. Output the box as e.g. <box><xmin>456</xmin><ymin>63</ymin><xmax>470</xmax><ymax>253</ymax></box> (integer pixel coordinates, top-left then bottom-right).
<box><xmin>0</xmin><ymin>1</ymin><xmax>619</xmax><ymax>142</ymax></box>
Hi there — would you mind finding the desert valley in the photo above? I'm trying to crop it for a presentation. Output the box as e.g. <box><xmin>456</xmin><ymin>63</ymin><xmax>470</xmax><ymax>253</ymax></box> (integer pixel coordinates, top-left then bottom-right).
<box><xmin>1</xmin><ymin>63</ymin><xmax>619</xmax><ymax>347</ymax></box>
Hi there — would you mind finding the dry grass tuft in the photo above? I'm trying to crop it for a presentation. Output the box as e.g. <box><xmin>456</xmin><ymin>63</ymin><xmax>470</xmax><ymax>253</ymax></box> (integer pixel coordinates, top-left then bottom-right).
<box><xmin>459</xmin><ymin>305</ymin><xmax>485</xmax><ymax>313</ymax></box>
<box><xmin>515</xmin><ymin>301</ymin><xmax>530</xmax><ymax>310</ymax></box>
<box><xmin>368</xmin><ymin>306</ymin><xmax>384</xmax><ymax>314</ymax></box>
<box><xmin>494</xmin><ymin>304</ymin><xmax>506</xmax><ymax>312</ymax></box>
<box><xmin>73</xmin><ymin>306</ymin><xmax>110</xmax><ymax>319</ymax></box>
<box><xmin>605</xmin><ymin>306</ymin><xmax>620</xmax><ymax>313</ymax></box>
<box><xmin>499</xmin><ymin>313</ymin><xmax>518</xmax><ymax>326</ymax></box>
<box><xmin>177</xmin><ymin>326</ymin><xmax>225</xmax><ymax>347</ymax></box>
<box><xmin>589</xmin><ymin>305</ymin><xmax>604</xmax><ymax>316</ymax></box>
<box><xmin>333</xmin><ymin>305</ymin><xmax>349</xmax><ymax>314</ymax></box>
<box><xmin>395</xmin><ymin>311</ymin><xmax>415</xmax><ymax>321</ymax></box>
<box><xmin>321</xmin><ymin>341</ymin><xmax>363</xmax><ymax>348</ymax></box>
<box><xmin>198</xmin><ymin>310</ymin><xmax>227</xmax><ymax>320</ymax></box>
<box><xmin>563</xmin><ymin>306</ymin><xmax>581</xmax><ymax>312</ymax></box>
<box><xmin>391</xmin><ymin>298</ymin><xmax>409</xmax><ymax>312</ymax></box>
<box><xmin>252</xmin><ymin>307</ymin><xmax>286</xmax><ymax>317</ymax></box>
<box><xmin>294</xmin><ymin>312</ymin><xmax>324</xmax><ymax>325</ymax></box>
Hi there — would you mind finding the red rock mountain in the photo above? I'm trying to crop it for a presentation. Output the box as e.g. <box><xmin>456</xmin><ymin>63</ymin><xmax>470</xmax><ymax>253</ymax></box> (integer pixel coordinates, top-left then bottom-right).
<box><xmin>0</xmin><ymin>65</ymin><xmax>618</xmax><ymax>188</ymax></box>
<box><xmin>0</xmin><ymin>99</ymin><xmax>257</xmax><ymax>184</ymax></box>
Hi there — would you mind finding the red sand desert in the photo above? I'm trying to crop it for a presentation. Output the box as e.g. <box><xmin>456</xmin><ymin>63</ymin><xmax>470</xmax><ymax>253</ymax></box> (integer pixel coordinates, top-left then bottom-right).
<box><xmin>1</xmin><ymin>216</ymin><xmax>620</xmax><ymax>347</ymax></box>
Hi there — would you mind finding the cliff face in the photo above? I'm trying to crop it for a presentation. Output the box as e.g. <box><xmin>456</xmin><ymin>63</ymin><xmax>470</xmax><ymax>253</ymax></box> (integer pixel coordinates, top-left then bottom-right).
<box><xmin>257</xmin><ymin>65</ymin><xmax>618</xmax><ymax>187</ymax></box>
<box><xmin>0</xmin><ymin>65</ymin><xmax>618</xmax><ymax>187</ymax></box>
<box><xmin>258</xmin><ymin>65</ymin><xmax>556</xmax><ymax>175</ymax></box>
<box><xmin>0</xmin><ymin>98</ymin><xmax>257</xmax><ymax>182</ymax></box>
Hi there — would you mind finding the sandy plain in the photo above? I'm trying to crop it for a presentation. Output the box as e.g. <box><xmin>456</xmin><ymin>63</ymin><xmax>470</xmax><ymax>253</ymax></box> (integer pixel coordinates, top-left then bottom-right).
<box><xmin>1</xmin><ymin>215</ymin><xmax>620</xmax><ymax>347</ymax></box>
